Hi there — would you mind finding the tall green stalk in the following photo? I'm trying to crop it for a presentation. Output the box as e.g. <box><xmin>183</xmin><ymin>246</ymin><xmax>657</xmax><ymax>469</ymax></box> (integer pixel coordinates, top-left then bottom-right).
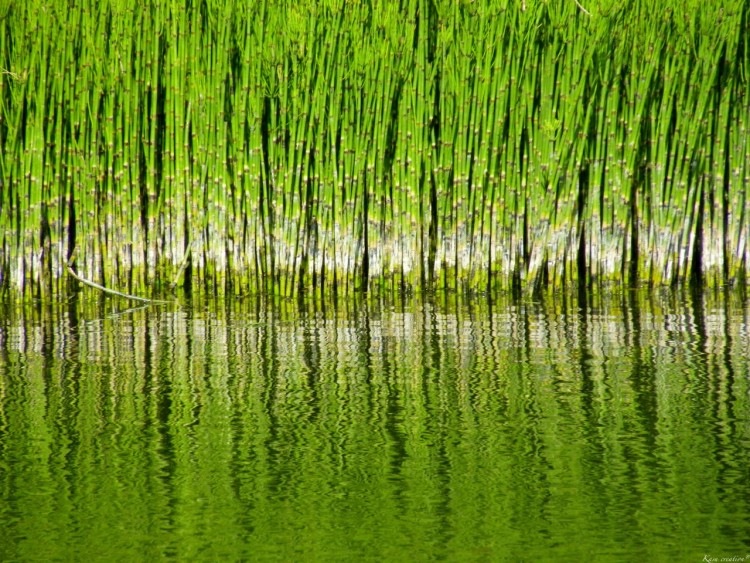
<box><xmin>1</xmin><ymin>0</ymin><xmax>748</xmax><ymax>297</ymax></box>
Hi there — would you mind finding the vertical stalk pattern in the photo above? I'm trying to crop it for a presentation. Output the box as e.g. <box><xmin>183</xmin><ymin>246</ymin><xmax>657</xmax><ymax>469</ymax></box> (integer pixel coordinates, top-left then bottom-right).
<box><xmin>1</xmin><ymin>0</ymin><xmax>748</xmax><ymax>297</ymax></box>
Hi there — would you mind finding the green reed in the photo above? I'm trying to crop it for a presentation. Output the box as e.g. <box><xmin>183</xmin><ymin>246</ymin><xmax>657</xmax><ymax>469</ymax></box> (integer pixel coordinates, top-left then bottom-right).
<box><xmin>1</xmin><ymin>0</ymin><xmax>748</xmax><ymax>298</ymax></box>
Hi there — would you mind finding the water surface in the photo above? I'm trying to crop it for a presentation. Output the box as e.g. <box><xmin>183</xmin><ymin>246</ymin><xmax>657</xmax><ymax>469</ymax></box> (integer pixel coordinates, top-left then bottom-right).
<box><xmin>1</xmin><ymin>291</ymin><xmax>749</xmax><ymax>561</ymax></box>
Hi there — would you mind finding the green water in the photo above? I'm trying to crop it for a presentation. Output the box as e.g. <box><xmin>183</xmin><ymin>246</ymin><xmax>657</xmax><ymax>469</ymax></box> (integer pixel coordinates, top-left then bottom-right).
<box><xmin>1</xmin><ymin>291</ymin><xmax>748</xmax><ymax>561</ymax></box>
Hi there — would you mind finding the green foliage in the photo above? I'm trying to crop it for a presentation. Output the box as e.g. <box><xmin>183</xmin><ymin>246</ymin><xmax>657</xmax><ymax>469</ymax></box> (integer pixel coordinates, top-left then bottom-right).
<box><xmin>0</xmin><ymin>0</ymin><xmax>748</xmax><ymax>297</ymax></box>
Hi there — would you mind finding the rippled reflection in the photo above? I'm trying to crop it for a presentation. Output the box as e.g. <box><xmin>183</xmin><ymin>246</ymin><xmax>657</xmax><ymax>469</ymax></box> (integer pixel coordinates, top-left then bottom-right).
<box><xmin>0</xmin><ymin>291</ymin><xmax>748</xmax><ymax>560</ymax></box>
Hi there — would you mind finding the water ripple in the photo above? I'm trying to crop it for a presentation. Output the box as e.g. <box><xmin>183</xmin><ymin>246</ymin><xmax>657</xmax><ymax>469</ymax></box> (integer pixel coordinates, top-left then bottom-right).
<box><xmin>0</xmin><ymin>291</ymin><xmax>748</xmax><ymax>560</ymax></box>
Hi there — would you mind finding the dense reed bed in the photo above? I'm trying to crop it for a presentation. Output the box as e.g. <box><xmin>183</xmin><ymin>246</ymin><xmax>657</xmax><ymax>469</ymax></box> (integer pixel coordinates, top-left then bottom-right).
<box><xmin>1</xmin><ymin>0</ymin><xmax>748</xmax><ymax>298</ymax></box>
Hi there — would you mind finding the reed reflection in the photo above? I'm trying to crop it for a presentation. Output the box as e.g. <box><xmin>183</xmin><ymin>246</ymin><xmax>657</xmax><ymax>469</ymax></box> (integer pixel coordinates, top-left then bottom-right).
<box><xmin>0</xmin><ymin>290</ymin><xmax>748</xmax><ymax>560</ymax></box>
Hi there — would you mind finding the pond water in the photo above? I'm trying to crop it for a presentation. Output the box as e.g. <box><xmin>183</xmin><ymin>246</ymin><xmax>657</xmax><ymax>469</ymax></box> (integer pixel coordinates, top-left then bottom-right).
<box><xmin>1</xmin><ymin>290</ymin><xmax>749</xmax><ymax>561</ymax></box>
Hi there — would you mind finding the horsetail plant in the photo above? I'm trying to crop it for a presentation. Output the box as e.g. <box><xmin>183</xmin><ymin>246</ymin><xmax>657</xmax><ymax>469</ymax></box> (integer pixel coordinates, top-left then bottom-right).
<box><xmin>1</xmin><ymin>0</ymin><xmax>748</xmax><ymax>299</ymax></box>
